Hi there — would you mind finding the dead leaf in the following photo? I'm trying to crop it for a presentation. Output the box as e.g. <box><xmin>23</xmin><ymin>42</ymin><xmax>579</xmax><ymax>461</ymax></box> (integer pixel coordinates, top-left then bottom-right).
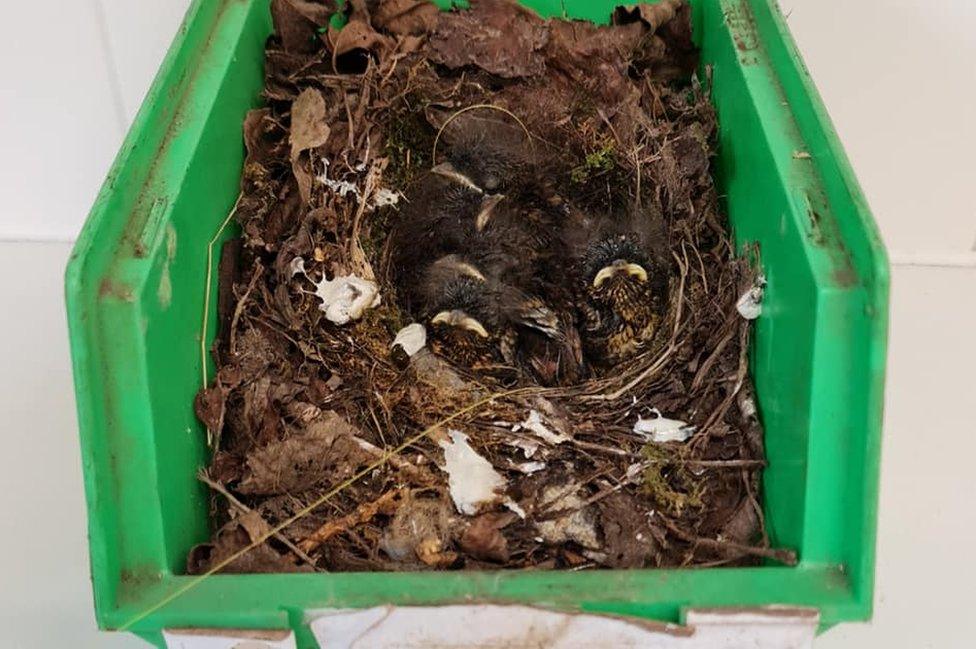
<box><xmin>328</xmin><ymin>4</ymin><xmax>393</xmax><ymax>74</ymax></box>
<box><xmin>459</xmin><ymin>512</ymin><xmax>516</xmax><ymax>562</ymax></box>
<box><xmin>290</xmin><ymin>88</ymin><xmax>331</xmax><ymax>203</ymax></box>
<box><xmin>545</xmin><ymin>20</ymin><xmax>644</xmax><ymax>106</ymax></box>
<box><xmin>372</xmin><ymin>0</ymin><xmax>440</xmax><ymax>36</ymax></box>
<box><xmin>186</xmin><ymin>511</ymin><xmax>310</xmax><ymax>574</ymax></box>
<box><xmin>430</xmin><ymin>0</ymin><xmax>549</xmax><ymax>78</ymax></box>
<box><xmin>613</xmin><ymin>0</ymin><xmax>683</xmax><ymax>31</ymax></box>
<box><xmin>271</xmin><ymin>0</ymin><xmax>336</xmax><ymax>54</ymax></box>
<box><xmin>237</xmin><ymin>411</ymin><xmax>371</xmax><ymax>495</ymax></box>
<box><xmin>194</xmin><ymin>384</ymin><xmax>226</xmax><ymax>435</ymax></box>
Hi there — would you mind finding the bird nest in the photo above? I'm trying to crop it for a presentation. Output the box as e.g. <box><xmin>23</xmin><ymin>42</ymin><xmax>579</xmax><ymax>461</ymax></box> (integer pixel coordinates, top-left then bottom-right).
<box><xmin>190</xmin><ymin>0</ymin><xmax>795</xmax><ymax>575</ymax></box>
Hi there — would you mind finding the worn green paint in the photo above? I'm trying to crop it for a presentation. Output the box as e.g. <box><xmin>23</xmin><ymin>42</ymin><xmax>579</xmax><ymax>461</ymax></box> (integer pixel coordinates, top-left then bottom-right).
<box><xmin>65</xmin><ymin>0</ymin><xmax>888</xmax><ymax>646</ymax></box>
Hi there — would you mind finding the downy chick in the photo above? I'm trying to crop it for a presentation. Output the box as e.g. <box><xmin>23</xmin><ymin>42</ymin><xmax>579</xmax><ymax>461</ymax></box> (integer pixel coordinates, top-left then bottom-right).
<box><xmin>417</xmin><ymin>255</ymin><xmax>563</xmax><ymax>376</ymax></box>
<box><xmin>566</xmin><ymin>202</ymin><xmax>670</xmax><ymax>366</ymax></box>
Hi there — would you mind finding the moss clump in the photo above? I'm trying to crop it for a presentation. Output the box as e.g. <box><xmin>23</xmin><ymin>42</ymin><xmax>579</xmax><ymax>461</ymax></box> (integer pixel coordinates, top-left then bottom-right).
<box><xmin>640</xmin><ymin>442</ymin><xmax>704</xmax><ymax>517</ymax></box>
<box><xmin>571</xmin><ymin>140</ymin><xmax>617</xmax><ymax>184</ymax></box>
<box><xmin>383</xmin><ymin>108</ymin><xmax>436</xmax><ymax>188</ymax></box>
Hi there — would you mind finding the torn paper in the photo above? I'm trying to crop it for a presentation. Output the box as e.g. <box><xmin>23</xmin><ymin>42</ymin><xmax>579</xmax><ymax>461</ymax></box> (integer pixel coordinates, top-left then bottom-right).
<box><xmin>634</xmin><ymin>409</ymin><xmax>696</xmax><ymax>443</ymax></box>
<box><xmin>515</xmin><ymin>409</ymin><xmax>571</xmax><ymax>445</ymax></box>
<box><xmin>314</xmin><ymin>274</ymin><xmax>381</xmax><ymax>325</ymax></box>
<box><xmin>439</xmin><ymin>430</ymin><xmax>506</xmax><ymax>516</ymax></box>
<box><xmin>392</xmin><ymin>323</ymin><xmax>427</xmax><ymax>357</ymax></box>
<box><xmin>736</xmin><ymin>275</ymin><xmax>766</xmax><ymax>320</ymax></box>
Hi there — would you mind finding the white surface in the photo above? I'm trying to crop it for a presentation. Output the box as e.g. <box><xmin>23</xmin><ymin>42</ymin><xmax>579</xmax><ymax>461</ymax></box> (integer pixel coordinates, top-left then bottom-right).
<box><xmin>0</xmin><ymin>0</ymin><xmax>974</xmax><ymax>647</ymax></box>
<box><xmin>817</xmin><ymin>265</ymin><xmax>976</xmax><ymax>649</ymax></box>
<box><xmin>0</xmin><ymin>0</ymin><xmax>191</xmax><ymax>241</ymax></box>
<box><xmin>97</xmin><ymin>0</ymin><xmax>193</xmax><ymax>123</ymax></box>
<box><xmin>0</xmin><ymin>243</ymin><xmax>140</xmax><ymax>649</ymax></box>
<box><xmin>163</xmin><ymin>628</ymin><xmax>295</xmax><ymax>649</ymax></box>
<box><xmin>308</xmin><ymin>605</ymin><xmax>817</xmax><ymax>648</ymax></box>
<box><xmin>784</xmin><ymin>0</ymin><xmax>976</xmax><ymax>259</ymax></box>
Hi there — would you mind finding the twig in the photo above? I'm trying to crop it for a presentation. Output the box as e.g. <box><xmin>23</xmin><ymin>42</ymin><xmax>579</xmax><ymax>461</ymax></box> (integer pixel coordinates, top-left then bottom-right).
<box><xmin>352</xmin><ymin>436</ymin><xmax>437</xmax><ymax>484</ymax></box>
<box><xmin>570</xmin><ymin>438</ymin><xmax>638</xmax><ymax>458</ymax></box>
<box><xmin>200</xmin><ymin>195</ymin><xmax>242</xmax><ymax>390</ymax></box>
<box><xmin>119</xmin><ymin>387</ymin><xmax>534</xmax><ymax>631</ymax></box>
<box><xmin>197</xmin><ymin>471</ymin><xmax>318</xmax><ymax>569</ymax></box>
<box><xmin>299</xmin><ymin>488</ymin><xmax>404</xmax><ymax>553</ymax></box>
<box><xmin>664</xmin><ymin>519</ymin><xmax>797</xmax><ymax>566</ymax></box>
<box><xmin>228</xmin><ymin>264</ymin><xmax>264</xmax><ymax>354</ymax></box>
<box><xmin>695</xmin><ymin>321</ymin><xmax>750</xmax><ymax>442</ymax></box>
<box><xmin>690</xmin><ymin>314</ymin><xmax>736</xmax><ymax>392</ymax></box>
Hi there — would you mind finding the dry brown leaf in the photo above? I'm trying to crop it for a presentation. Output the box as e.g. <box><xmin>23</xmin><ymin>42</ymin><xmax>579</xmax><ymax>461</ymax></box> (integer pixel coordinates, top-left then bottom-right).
<box><xmin>328</xmin><ymin>3</ymin><xmax>393</xmax><ymax>73</ymax></box>
<box><xmin>290</xmin><ymin>88</ymin><xmax>331</xmax><ymax>203</ymax></box>
<box><xmin>372</xmin><ymin>0</ymin><xmax>440</xmax><ymax>36</ymax></box>
<box><xmin>186</xmin><ymin>511</ymin><xmax>310</xmax><ymax>574</ymax></box>
<box><xmin>430</xmin><ymin>0</ymin><xmax>549</xmax><ymax>78</ymax></box>
<box><xmin>613</xmin><ymin>0</ymin><xmax>683</xmax><ymax>32</ymax></box>
<box><xmin>237</xmin><ymin>411</ymin><xmax>371</xmax><ymax>495</ymax></box>
<box><xmin>459</xmin><ymin>512</ymin><xmax>516</xmax><ymax>563</ymax></box>
<box><xmin>290</xmin><ymin>89</ymin><xmax>331</xmax><ymax>157</ymax></box>
<box><xmin>271</xmin><ymin>0</ymin><xmax>336</xmax><ymax>54</ymax></box>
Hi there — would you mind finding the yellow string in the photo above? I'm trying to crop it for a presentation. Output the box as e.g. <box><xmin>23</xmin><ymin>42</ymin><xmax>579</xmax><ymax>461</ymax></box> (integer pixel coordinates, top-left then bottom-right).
<box><xmin>119</xmin><ymin>386</ymin><xmax>530</xmax><ymax>631</ymax></box>
<box><xmin>200</xmin><ymin>197</ymin><xmax>240</xmax><ymax>392</ymax></box>
<box><xmin>431</xmin><ymin>104</ymin><xmax>533</xmax><ymax>163</ymax></box>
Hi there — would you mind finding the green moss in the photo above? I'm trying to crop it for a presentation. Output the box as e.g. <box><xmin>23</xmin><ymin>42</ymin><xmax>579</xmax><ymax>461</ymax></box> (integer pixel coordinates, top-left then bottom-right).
<box><xmin>383</xmin><ymin>108</ymin><xmax>436</xmax><ymax>189</ymax></box>
<box><xmin>571</xmin><ymin>140</ymin><xmax>617</xmax><ymax>184</ymax></box>
<box><xmin>640</xmin><ymin>443</ymin><xmax>704</xmax><ymax>517</ymax></box>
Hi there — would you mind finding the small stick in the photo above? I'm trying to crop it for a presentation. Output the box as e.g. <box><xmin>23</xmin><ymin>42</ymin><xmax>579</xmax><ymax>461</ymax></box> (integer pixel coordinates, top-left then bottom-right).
<box><xmin>228</xmin><ymin>263</ymin><xmax>263</xmax><ymax>354</ymax></box>
<box><xmin>666</xmin><ymin>521</ymin><xmax>798</xmax><ymax>566</ymax></box>
<box><xmin>695</xmin><ymin>322</ymin><xmax>750</xmax><ymax>442</ymax></box>
<box><xmin>690</xmin><ymin>315</ymin><xmax>737</xmax><ymax>393</ymax></box>
<box><xmin>200</xmin><ymin>194</ymin><xmax>243</xmax><ymax>394</ymax></box>
<box><xmin>570</xmin><ymin>438</ymin><xmax>639</xmax><ymax>458</ymax></box>
<box><xmin>352</xmin><ymin>436</ymin><xmax>437</xmax><ymax>483</ymax></box>
<box><xmin>299</xmin><ymin>489</ymin><xmax>404</xmax><ymax>553</ymax></box>
<box><xmin>198</xmin><ymin>471</ymin><xmax>318</xmax><ymax>569</ymax></box>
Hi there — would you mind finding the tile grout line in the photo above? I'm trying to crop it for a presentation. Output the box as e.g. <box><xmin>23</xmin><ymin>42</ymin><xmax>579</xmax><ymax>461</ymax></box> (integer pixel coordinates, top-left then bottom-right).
<box><xmin>89</xmin><ymin>0</ymin><xmax>129</xmax><ymax>137</ymax></box>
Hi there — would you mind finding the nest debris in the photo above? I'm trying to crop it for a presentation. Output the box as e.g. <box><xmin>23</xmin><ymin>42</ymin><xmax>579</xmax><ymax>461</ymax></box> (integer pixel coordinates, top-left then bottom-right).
<box><xmin>190</xmin><ymin>0</ymin><xmax>795</xmax><ymax>574</ymax></box>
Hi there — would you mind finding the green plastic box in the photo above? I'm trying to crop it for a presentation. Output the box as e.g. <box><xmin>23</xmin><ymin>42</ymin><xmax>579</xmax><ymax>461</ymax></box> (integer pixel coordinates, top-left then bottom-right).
<box><xmin>65</xmin><ymin>0</ymin><xmax>888</xmax><ymax>645</ymax></box>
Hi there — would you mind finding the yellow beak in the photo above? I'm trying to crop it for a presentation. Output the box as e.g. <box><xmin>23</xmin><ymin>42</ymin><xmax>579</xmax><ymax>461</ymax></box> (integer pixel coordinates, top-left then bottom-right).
<box><xmin>430</xmin><ymin>310</ymin><xmax>490</xmax><ymax>338</ymax></box>
<box><xmin>593</xmin><ymin>262</ymin><xmax>648</xmax><ymax>288</ymax></box>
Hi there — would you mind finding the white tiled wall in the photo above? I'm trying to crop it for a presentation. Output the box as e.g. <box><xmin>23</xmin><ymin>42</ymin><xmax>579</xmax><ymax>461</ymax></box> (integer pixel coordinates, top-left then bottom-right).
<box><xmin>0</xmin><ymin>1</ymin><xmax>972</xmax><ymax>647</ymax></box>
<box><xmin>783</xmin><ymin>0</ymin><xmax>976</xmax><ymax>263</ymax></box>
<box><xmin>0</xmin><ymin>0</ymin><xmax>191</xmax><ymax>241</ymax></box>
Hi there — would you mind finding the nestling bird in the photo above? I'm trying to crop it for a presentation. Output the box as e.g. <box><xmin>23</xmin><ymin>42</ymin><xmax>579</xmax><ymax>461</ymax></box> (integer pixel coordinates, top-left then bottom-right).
<box><xmin>390</xmin><ymin>117</ymin><xmax>584</xmax><ymax>383</ymax></box>
<box><xmin>565</xmin><ymin>202</ymin><xmax>670</xmax><ymax>366</ymax></box>
<box><xmin>415</xmin><ymin>254</ymin><xmax>563</xmax><ymax>372</ymax></box>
